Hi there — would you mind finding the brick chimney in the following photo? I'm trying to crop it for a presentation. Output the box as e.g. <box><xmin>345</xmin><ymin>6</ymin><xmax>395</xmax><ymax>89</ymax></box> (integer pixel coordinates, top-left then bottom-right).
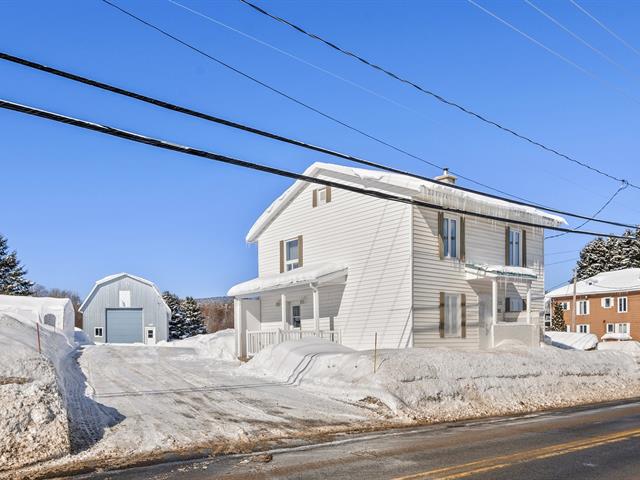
<box><xmin>434</xmin><ymin>168</ymin><xmax>457</xmax><ymax>185</ymax></box>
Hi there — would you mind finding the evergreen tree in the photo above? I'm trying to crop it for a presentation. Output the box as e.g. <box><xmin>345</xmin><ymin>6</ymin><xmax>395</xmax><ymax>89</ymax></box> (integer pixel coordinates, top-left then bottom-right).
<box><xmin>181</xmin><ymin>296</ymin><xmax>207</xmax><ymax>337</ymax></box>
<box><xmin>0</xmin><ymin>234</ymin><xmax>34</xmax><ymax>296</ymax></box>
<box><xmin>551</xmin><ymin>302</ymin><xmax>566</xmax><ymax>332</ymax></box>
<box><xmin>575</xmin><ymin>229</ymin><xmax>640</xmax><ymax>281</ymax></box>
<box><xmin>162</xmin><ymin>291</ymin><xmax>185</xmax><ymax>340</ymax></box>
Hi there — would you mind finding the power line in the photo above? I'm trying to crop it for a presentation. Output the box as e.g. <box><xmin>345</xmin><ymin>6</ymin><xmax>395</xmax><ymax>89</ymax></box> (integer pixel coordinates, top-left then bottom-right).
<box><xmin>0</xmin><ymin>98</ymin><xmax>631</xmax><ymax>239</ymax></box>
<box><xmin>545</xmin><ymin>181</ymin><xmax>629</xmax><ymax>239</ymax></box>
<box><xmin>239</xmin><ymin>0</ymin><xmax>640</xmax><ymax>190</ymax></box>
<box><xmin>545</xmin><ymin>249</ymin><xmax>578</xmax><ymax>256</ymax></box>
<box><xmin>97</xmin><ymin>0</ymin><xmax>546</xmax><ymax>205</ymax></box>
<box><xmin>468</xmin><ymin>0</ymin><xmax>640</xmax><ymax>104</ymax></box>
<box><xmin>570</xmin><ymin>0</ymin><xmax>640</xmax><ymax>59</ymax></box>
<box><xmin>524</xmin><ymin>0</ymin><xmax>638</xmax><ymax>79</ymax></box>
<box><xmin>546</xmin><ymin>257</ymin><xmax>577</xmax><ymax>266</ymax></box>
<box><xmin>2</xmin><ymin>52</ymin><xmax>637</xmax><ymax>231</ymax></box>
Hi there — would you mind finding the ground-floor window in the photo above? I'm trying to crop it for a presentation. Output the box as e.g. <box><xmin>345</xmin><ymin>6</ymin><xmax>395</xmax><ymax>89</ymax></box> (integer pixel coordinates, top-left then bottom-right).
<box><xmin>94</xmin><ymin>327</ymin><xmax>103</xmax><ymax>337</ymax></box>
<box><xmin>577</xmin><ymin>324</ymin><xmax>590</xmax><ymax>333</ymax></box>
<box><xmin>606</xmin><ymin>323</ymin><xmax>630</xmax><ymax>334</ymax></box>
<box><xmin>444</xmin><ymin>294</ymin><xmax>461</xmax><ymax>338</ymax></box>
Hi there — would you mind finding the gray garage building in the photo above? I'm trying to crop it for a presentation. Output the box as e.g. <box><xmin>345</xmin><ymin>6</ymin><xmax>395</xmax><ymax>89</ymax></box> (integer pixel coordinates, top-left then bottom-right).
<box><xmin>80</xmin><ymin>273</ymin><xmax>170</xmax><ymax>344</ymax></box>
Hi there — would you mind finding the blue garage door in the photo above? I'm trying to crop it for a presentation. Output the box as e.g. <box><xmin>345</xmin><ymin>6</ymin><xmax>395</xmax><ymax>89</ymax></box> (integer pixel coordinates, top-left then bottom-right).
<box><xmin>106</xmin><ymin>309</ymin><xmax>143</xmax><ymax>343</ymax></box>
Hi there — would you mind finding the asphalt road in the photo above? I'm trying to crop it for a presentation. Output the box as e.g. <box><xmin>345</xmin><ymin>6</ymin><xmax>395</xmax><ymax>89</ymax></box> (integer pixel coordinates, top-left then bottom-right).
<box><xmin>70</xmin><ymin>399</ymin><xmax>640</xmax><ymax>480</ymax></box>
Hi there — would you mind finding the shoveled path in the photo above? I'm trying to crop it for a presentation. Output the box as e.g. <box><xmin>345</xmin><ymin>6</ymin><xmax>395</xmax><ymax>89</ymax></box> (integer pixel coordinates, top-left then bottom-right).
<box><xmin>71</xmin><ymin>399</ymin><xmax>640</xmax><ymax>480</ymax></box>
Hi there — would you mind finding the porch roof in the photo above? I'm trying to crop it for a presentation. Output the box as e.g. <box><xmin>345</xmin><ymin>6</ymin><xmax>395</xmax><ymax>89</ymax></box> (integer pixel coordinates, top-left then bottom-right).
<box><xmin>228</xmin><ymin>263</ymin><xmax>348</xmax><ymax>297</ymax></box>
<box><xmin>465</xmin><ymin>263</ymin><xmax>537</xmax><ymax>281</ymax></box>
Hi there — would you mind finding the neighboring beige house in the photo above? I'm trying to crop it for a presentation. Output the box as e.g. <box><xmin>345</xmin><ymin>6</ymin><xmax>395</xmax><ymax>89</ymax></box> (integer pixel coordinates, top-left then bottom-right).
<box><xmin>228</xmin><ymin>162</ymin><xmax>565</xmax><ymax>357</ymax></box>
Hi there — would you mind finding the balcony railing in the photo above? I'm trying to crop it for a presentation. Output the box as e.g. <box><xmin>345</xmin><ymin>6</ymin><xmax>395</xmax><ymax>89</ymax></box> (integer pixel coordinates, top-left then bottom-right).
<box><xmin>246</xmin><ymin>328</ymin><xmax>342</xmax><ymax>356</ymax></box>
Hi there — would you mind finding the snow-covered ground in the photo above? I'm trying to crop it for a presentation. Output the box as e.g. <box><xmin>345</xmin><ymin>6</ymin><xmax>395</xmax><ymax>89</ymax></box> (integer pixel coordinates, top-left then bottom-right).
<box><xmin>0</xmin><ymin>314</ymin><xmax>70</xmax><ymax>472</ymax></box>
<box><xmin>544</xmin><ymin>331</ymin><xmax>598</xmax><ymax>350</ymax></box>
<box><xmin>7</xmin><ymin>328</ymin><xmax>640</xmax><ymax>479</ymax></box>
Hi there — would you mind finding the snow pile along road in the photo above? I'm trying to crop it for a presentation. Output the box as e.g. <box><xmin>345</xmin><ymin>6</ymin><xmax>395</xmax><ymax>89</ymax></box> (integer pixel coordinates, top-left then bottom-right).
<box><xmin>158</xmin><ymin>329</ymin><xmax>238</xmax><ymax>362</ymax></box>
<box><xmin>0</xmin><ymin>314</ymin><xmax>71</xmax><ymax>472</ymax></box>
<box><xmin>544</xmin><ymin>331</ymin><xmax>598</xmax><ymax>350</ymax></box>
<box><xmin>598</xmin><ymin>340</ymin><xmax>640</xmax><ymax>361</ymax></box>
<box><xmin>243</xmin><ymin>338</ymin><xmax>640</xmax><ymax>421</ymax></box>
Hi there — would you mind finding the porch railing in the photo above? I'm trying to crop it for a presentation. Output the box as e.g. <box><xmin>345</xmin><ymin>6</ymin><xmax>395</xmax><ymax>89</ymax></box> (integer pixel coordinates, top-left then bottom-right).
<box><xmin>246</xmin><ymin>329</ymin><xmax>342</xmax><ymax>356</ymax></box>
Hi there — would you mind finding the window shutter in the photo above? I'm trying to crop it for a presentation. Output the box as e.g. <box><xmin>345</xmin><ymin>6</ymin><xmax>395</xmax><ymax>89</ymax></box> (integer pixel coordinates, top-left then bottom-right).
<box><xmin>438</xmin><ymin>212</ymin><xmax>445</xmax><ymax>260</ymax></box>
<box><xmin>312</xmin><ymin>189</ymin><xmax>318</xmax><ymax>208</ymax></box>
<box><xmin>279</xmin><ymin>240</ymin><xmax>285</xmax><ymax>273</ymax></box>
<box><xmin>297</xmin><ymin>235</ymin><xmax>303</xmax><ymax>267</ymax></box>
<box><xmin>461</xmin><ymin>294</ymin><xmax>467</xmax><ymax>338</ymax></box>
<box><xmin>459</xmin><ymin>217</ymin><xmax>466</xmax><ymax>262</ymax></box>
<box><xmin>505</xmin><ymin>226</ymin><xmax>510</xmax><ymax>266</ymax></box>
<box><xmin>326</xmin><ymin>186</ymin><xmax>332</xmax><ymax>203</ymax></box>
<box><xmin>439</xmin><ymin>292</ymin><xmax>445</xmax><ymax>338</ymax></box>
<box><xmin>522</xmin><ymin>229</ymin><xmax>527</xmax><ymax>267</ymax></box>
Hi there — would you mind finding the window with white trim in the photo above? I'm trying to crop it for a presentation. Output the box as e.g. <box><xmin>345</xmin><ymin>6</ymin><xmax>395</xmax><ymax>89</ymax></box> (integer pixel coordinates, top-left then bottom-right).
<box><xmin>284</xmin><ymin>238</ymin><xmax>300</xmax><ymax>271</ymax></box>
<box><xmin>560</xmin><ymin>301</ymin><xmax>570</xmax><ymax>311</ymax></box>
<box><xmin>577</xmin><ymin>324</ymin><xmax>590</xmax><ymax>334</ymax></box>
<box><xmin>291</xmin><ymin>304</ymin><xmax>301</xmax><ymax>328</ymax></box>
<box><xmin>316</xmin><ymin>187</ymin><xmax>330</xmax><ymax>206</ymax></box>
<box><xmin>443</xmin><ymin>216</ymin><xmax>458</xmax><ymax>259</ymax></box>
<box><xmin>606</xmin><ymin>323</ymin><xmax>615</xmax><ymax>333</ymax></box>
<box><xmin>577</xmin><ymin>300</ymin><xmax>589</xmax><ymax>316</ymax></box>
<box><xmin>506</xmin><ymin>297</ymin><xmax>525</xmax><ymax>312</ymax></box>
<box><xmin>94</xmin><ymin>327</ymin><xmax>103</xmax><ymax>337</ymax></box>
<box><xmin>601</xmin><ymin>297</ymin><xmax>613</xmax><ymax>309</ymax></box>
<box><xmin>444</xmin><ymin>294</ymin><xmax>461</xmax><ymax>338</ymax></box>
<box><xmin>618</xmin><ymin>297</ymin><xmax>628</xmax><ymax>313</ymax></box>
<box><xmin>119</xmin><ymin>290</ymin><xmax>131</xmax><ymax>308</ymax></box>
<box><xmin>606</xmin><ymin>323</ymin><xmax>630</xmax><ymax>334</ymax></box>
<box><xmin>508</xmin><ymin>229</ymin><xmax>522</xmax><ymax>266</ymax></box>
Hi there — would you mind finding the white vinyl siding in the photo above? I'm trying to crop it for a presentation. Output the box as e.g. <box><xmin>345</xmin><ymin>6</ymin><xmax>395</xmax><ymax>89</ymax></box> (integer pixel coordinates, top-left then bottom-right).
<box><xmin>257</xmin><ymin>177</ymin><xmax>413</xmax><ymax>350</ymax></box>
<box><xmin>618</xmin><ymin>296</ymin><xmax>628</xmax><ymax>313</ymax></box>
<box><xmin>577</xmin><ymin>300</ymin><xmax>589</xmax><ymax>315</ymax></box>
<box><xmin>413</xmin><ymin>207</ymin><xmax>544</xmax><ymax>350</ymax></box>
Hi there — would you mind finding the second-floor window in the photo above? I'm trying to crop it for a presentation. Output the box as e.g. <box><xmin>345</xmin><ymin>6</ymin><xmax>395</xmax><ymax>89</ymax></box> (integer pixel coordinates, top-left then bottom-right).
<box><xmin>285</xmin><ymin>238</ymin><xmax>300</xmax><ymax>271</ymax></box>
<box><xmin>560</xmin><ymin>301</ymin><xmax>570</xmax><ymax>311</ymax></box>
<box><xmin>577</xmin><ymin>300</ymin><xmax>589</xmax><ymax>315</ymax></box>
<box><xmin>508</xmin><ymin>229</ymin><xmax>521</xmax><ymax>266</ymax></box>
<box><xmin>618</xmin><ymin>297</ymin><xmax>628</xmax><ymax>313</ymax></box>
<box><xmin>601</xmin><ymin>297</ymin><xmax>613</xmax><ymax>309</ymax></box>
<box><xmin>443</xmin><ymin>216</ymin><xmax>458</xmax><ymax>259</ymax></box>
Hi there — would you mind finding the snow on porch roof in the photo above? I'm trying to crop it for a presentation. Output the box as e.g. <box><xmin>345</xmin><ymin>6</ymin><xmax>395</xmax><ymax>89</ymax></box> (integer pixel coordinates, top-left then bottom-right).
<box><xmin>227</xmin><ymin>263</ymin><xmax>348</xmax><ymax>297</ymax></box>
<box><xmin>465</xmin><ymin>264</ymin><xmax>538</xmax><ymax>280</ymax></box>
<box><xmin>245</xmin><ymin>162</ymin><xmax>567</xmax><ymax>243</ymax></box>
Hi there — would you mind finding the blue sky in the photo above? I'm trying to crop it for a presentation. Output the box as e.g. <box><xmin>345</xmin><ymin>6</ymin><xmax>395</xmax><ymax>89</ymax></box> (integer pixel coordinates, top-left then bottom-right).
<box><xmin>1</xmin><ymin>0</ymin><xmax>639</xmax><ymax>298</ymax></box>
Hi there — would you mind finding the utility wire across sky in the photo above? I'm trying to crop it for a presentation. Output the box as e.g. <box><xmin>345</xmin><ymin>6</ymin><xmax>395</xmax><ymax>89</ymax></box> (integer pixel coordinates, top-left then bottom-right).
<box><xmin>1</xmin><ymin>51</ymin><xmax>637</xmax><ymax>232</ymax></box>
<box><xmin>0</xmin><ymin>98</ymin><xmax>632</xmax><ymax>240</ymax></box>
<box><xmin>239</xmin><ymin>0</ymin><xmax>640</xmax><ymax>191</ymax></box>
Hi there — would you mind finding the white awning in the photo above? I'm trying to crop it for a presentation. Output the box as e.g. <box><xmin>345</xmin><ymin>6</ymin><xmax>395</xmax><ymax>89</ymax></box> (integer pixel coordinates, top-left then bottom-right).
<box><xmin>465</xmin><ymin>263</ymin><xmax>537</xmax><ymax>281</ymax></box>
<box><xmin>228</xmin><ymin>263</ymin><xmax>348</xmax><ymax>297</ymax></box>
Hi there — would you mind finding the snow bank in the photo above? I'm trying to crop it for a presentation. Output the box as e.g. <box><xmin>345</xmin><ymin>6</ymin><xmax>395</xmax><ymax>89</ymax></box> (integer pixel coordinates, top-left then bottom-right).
<box><xmin>601</xmin><ymin>333</ymin><xmax>633</xmax><ymax>341</ymax></box>
<box><xmin>598</xmin><ymin>340</ymin><xmax>640</xmax><ymax>361</ymax></box>
<box><xmin>0</xmin><ymin>314</ymin><xmax>71</xmax><ymax>471</ymax></box>
<box><xmin>159</xmin><ymin>329</ymin><xmax>238</xmax><ymax>362</ymax></box>
<box><xmin>243</xmin><ymin>338</ymin><xmax>640</xmax><ymax>421</ymax></box>
<box><xmin>544</xmin><ymin>331</ymin><xmax>598</xmax><ymax>350</ymax></box>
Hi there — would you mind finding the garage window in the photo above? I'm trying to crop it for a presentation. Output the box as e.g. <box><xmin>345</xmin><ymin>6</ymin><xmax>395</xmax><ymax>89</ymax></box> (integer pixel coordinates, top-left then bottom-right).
<box><xmin>94</xmin><ymin>327</ymin><xmax>103</xmax><ymax>337</ymax></box>
<box><xmin>119</xmin><ymin>290</ymin><xmax>131</xmax><ymax>308</ymax></box>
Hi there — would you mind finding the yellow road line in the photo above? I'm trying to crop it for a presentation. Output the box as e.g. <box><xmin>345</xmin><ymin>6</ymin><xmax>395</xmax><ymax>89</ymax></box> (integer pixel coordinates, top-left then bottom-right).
<box><xmin>393</xmin><ymin>427</ymin><xmax>640</xmax><ymax>480</ymax></box>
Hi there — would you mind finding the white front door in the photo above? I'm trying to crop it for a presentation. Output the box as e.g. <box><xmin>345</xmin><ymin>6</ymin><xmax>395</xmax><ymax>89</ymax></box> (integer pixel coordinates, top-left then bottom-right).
<box><xmin>145</xmin><ymin>326</ymin><xmax>156</xmax><ymax>345</ymax></box>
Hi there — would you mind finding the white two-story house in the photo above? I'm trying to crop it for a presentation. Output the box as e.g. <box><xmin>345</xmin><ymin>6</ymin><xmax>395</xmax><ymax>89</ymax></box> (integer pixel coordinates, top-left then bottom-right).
<box><xmin>228</xmin><ymin>162</ymin><xmax>565</xmax><ymax>357</ymax></box>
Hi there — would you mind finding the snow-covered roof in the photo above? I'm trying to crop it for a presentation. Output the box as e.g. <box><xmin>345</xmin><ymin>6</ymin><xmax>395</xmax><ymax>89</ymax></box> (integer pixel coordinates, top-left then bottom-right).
<box><xmin>228</xmin><ymin>263</ymin><xmax>348</xmax><ymax>297</ymax></box>
<box><xmin>465</xmin><ymin>264</ymin><xmax>537</xmax><ymax>280</ymax></box>
<box><xmin>246</xmin><ymin>162</ymin><xmax>567</xmax><ymax>243</ymax></box>
<box><xmin>0</xmin><ymin>294</ymin><xmax>71</xmax><ymax>310</ymax></box>
<box><xmin>79</xmin><ymin>272</ymin><xmax>166</xmax><ymax>312</ymax></box>
<box><xmin>546</xmin><ymin>268</ymin><xmax>640</xmax><ymax>298</ymax></box>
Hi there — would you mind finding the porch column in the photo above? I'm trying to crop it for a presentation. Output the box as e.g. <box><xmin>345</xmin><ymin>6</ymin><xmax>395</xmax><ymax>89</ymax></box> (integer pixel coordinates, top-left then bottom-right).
<box><xmin>526</xmin><ymin>282</ymin><xmax>532</xmax><ymax>325</ymax></box>
<box><xmin>491</xmin><ymin>278</ymin><xmax>498</xmax><ymax>348</ymax></box>
<box><xmin>312</xmin><ymin>284</ymin><xmax>320</xmax><ymax>334</ymax></box>
<box><xmin>281</xmin><ymin>293</ymin><xmax>287</xmax><ymax>330</ymax></box>
<box><xmin>234</xmin><ymin>298</ymin><xmax>246</xmax><ymax>359</ymax></box>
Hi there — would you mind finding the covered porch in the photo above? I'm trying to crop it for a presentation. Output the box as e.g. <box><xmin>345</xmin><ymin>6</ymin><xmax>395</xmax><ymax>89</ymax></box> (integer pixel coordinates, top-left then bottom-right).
<box><xmin>465</xmin><ymin>264</ymin><xmax>541</xmax><ymax>349</ymax></box>
<box><xmin>228</xmin><ymin>264</ymin><xmax>348</xmax><ymax>358</ymax></box>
